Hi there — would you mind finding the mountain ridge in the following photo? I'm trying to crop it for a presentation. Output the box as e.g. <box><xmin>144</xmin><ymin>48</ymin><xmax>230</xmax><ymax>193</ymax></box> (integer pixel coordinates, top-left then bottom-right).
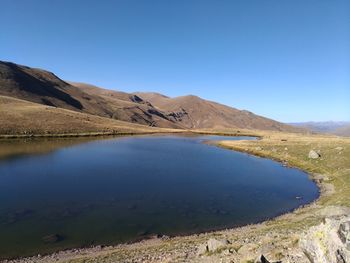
<box><xmin>0</xmin><ymin>61</ymin><xmax>179</xmax><ymax>128</ymax></box>
<box><xmin>134</xmin><ymin>92</ymin><xmax>299</xmax><ymax>131</ymax></box>
<box><xmin>0</xmin><ymin>60</ymin><xmax>300</xmax><ymax>133</ymax></box>
<box><xmin>289</xmin><ymin>121</ymin><xmax>350</xmax><ymax>136</ymax></box>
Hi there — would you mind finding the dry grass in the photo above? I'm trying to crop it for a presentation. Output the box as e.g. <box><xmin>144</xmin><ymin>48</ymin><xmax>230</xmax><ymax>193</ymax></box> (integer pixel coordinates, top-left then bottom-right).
<box><xmin>0</xmin><ymin>95</ymin><xmax>181</xmax><ymax>137</ymax></box>
<box><xmin>134</xmin><ymin>93</ymin><xmax>301</xmax><ymax>132</ymax></box>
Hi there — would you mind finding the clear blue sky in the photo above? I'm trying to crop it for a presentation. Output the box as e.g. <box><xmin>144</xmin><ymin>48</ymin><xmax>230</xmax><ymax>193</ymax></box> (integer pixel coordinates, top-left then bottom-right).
<box><xmin>1</xmin><ymin>0</ymin><xmax>349</xmax><ymax>122</ymax></box>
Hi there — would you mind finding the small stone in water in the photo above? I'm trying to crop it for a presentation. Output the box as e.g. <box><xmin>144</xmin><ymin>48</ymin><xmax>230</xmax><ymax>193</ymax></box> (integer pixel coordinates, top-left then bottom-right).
<box><xmin>42</xmin><ymin>234</ymin><xmax>63</xmax><ymax>244</ymax></box>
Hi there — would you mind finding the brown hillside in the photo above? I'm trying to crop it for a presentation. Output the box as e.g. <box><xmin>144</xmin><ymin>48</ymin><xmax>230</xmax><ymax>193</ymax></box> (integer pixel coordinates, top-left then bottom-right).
<box><xmin>334</xmin><ymin>125</ymin><xmax>350</xmax><ymax>136</ymax></box>
<box><xmin>0</xmin><ymin>61</ymin><xmax>179</xmax><ymax>128</ymax></box>
<box><xmin>0</xmin><ymin>61</ymin><xmax>109</xmax><ymax>115</ymax></box>
<box><xmin>135</xmin><ymin>92</ymin><xmax>299</xmax><ymax>131</ymax></box>
<box><xmin>1</xmin><ymin>60</ymin><xmax>300</xmax><ymax>133</ymax></box>
<box><xmin>69</xmin><ymin>82</ymin><xmax>180</xmax><ymax>128</ymax></box>
<box><xmin>0</xmin><ymin>95</ymin><xmax>173</xmax><ymax>135</ymax></box>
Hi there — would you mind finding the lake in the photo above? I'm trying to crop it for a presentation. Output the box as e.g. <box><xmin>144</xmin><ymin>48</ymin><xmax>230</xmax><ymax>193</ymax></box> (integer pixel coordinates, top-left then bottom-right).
<box><xmin>0</xmin><ymin>135</ymin><xmax>319</xmax><ymax>259</ymax></box>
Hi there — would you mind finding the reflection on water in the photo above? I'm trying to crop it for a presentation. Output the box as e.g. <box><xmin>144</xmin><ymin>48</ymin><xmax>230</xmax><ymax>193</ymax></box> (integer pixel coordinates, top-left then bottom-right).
<box><xmin>0</xmin><ymin>137</ymin><xmax>100</xmax><ymax>161</ymax></box>
<box><xmin>0</xmin><ymin>135</ymin><xmax>319</xmax><ymax>259</ymax></box>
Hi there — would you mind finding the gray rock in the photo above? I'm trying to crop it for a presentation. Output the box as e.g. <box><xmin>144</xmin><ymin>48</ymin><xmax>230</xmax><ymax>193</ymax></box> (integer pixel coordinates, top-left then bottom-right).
<box><xmin>197</xmin><ymin>238</ymin><xmax>229</xmax><ymax>255</ymax></box>
<box><xmin>300</xmin><ymin>216</ymin><xmax>350</xmax><ymax>263</ymax></box>
<box><xmin>197</xmin><ymin>243</ymin><xmax>208</xmax><ymax>255</ymax></box>
<box><xmin>308</xmin><ymin>150</ymin><xmax>321</xmax><ymax>159</ymax></box>
<box><xmin>256</xmin><ymin>255</ymin><xmax>282</xmax><ymax>263</ymax></box>
<box><xmin>336</xmin><ymin>249</ymin><xmax>346</xmax><ymax>263</ymax></box>
<box><xmin>207</xmin><ymin>238</ymin><xmax>228</xmax><ymax>252</ymax></box>
<box><xmin>338</xmin><ymin>221</ymin><xmax>350</xmax><ymax>249</ymax></box>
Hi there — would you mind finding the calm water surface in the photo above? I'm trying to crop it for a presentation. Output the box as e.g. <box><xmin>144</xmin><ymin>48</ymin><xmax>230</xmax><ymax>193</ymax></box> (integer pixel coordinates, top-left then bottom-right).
<box><xmin>0</xmin><ymin>135</ymin><xmax>319</xmax><ymax>258</ymax></box>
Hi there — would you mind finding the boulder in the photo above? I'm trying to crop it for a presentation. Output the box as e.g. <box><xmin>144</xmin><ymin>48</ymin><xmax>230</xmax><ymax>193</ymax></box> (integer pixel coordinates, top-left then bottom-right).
<box><xmin>300</xmin><ymin>216</ymin><xmax>350</xmax><ymax>263</ymax></box>
<box><xmin>338</xmin><ymin>221</ymin><xmax>350</xmax><ymax>250</ymax></box>
<box><xmin>255</xmin><ymin>255</ymin><xmax>282</xmax><ymax>263</ymax></box>
<box><xmin>197</xmin><ymin>243</ymin><xmax>208</xmax><ymax>255</ymax></box>
<box><xmin>197</xmin><ymin>238</ymin><xmax>229</xmax><ymax>255</ymax></box>
<box><xmin>207</xmin><ymin>238</ymin><xmax>229</xmax><ymax>252</ymax></box>
<box><xmin>308</xmin><ymin>150</ymin><xmax>321</xmax><ymax>159</ymax></box>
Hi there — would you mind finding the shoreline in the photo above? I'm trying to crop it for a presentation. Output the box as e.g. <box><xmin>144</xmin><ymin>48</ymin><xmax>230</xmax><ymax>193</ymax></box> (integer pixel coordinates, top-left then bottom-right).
<box><xmin>216</xmin><ymin>141</ymin><xmax>325</xmax><ymax>196</ymax></box>
<box><xmin>0</xmin><ymin>131</ymin><xmax>185</xmax><ymax>139</ymax></box>
<box><xmin>0</xmin><ymin>129</ymin><xmax>261</xmax><ymax>140</ymax></box>
<box><xmin>1</xmin><ymin>130</ymin><xmax>349</xmax><ymax>262</ymax></box>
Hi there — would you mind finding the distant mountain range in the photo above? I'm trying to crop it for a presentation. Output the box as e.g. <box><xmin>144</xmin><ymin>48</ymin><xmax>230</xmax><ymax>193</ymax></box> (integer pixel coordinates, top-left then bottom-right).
<box><xmin>0</xmin><ymin>60</ymin><xmax>301</xmax><ymax>134</ymax></box>
<box><xmin>289</xmin><ymin>121</ymin><xmax>350</xmax><ymax>136</ymax></box>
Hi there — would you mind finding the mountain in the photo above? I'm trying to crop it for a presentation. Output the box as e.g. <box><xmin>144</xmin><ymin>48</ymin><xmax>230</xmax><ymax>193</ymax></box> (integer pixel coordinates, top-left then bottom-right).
<box><xmin>0</xmin><ymin>61</ymin><xmax>104</xmax><ymax>113</ymax></box>
<box><xmin>134</xmin><ymin>92</ymin><xmax>298</xmax><ymax>131</ymax></box>
<box><xmin>67</xmin><ymin>82</ymin><xmax>180</xmax><ymax>128</ymax></box>
<box><xmin>0</xmin><ymin>95</ymin><xmax>164</xmax><ymax>135</ymax></box>
<box><xmin>333</xmin><ymin>125</ymin><xmax>350</xmax><ymax>136</ymax></box>
<box><xmin>0</xmin><ymin>61</ymin><xmax>178</xmax><ymax>128</ymax></box>
<box><xmin>0</xmin><ymin>60</ymin><xmax>300</xmax><ymax>134</ymax></box>
<box><xmin>289</xmin><ymin>121</ymin><xmax>350</xmax><ymax>136</ymax></box>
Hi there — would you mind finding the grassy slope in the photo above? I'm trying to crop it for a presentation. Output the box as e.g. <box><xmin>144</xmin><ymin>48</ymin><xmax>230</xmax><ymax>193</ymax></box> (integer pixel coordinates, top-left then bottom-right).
<box><xmin>0</xmin><ymin>95</ymin><xmax>180</xmax><ymax>137</ymax></box>
<box><xmin>0</xmin><ymin>61</ymin><xmax>180</xmax><ymax>129</ymax></box>
<box><xmin>135</xmin><ymin>92</ymin><xmax>301</xmax><ymax>132</ymax></box>
<box><xmin>68</xmin><ymin>82</ymin><xmax>181</xmax><ymax>128</ymax></box>
<box><xmin>0</xmin><ymin>59</ymin><xmax>300</xmax><ymax>133</ymax></box>
<box><xmin>13</xmin><ymin>129</ymin><xmax>349</xmax><ymax>263</ymax></box>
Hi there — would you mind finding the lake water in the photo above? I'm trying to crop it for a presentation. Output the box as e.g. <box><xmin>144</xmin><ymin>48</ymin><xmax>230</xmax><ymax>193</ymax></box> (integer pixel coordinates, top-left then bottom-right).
<box><xmin>0</xmin><ymin>135</ymin><xmax>319</xmax><ymax>259</ymax></box>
